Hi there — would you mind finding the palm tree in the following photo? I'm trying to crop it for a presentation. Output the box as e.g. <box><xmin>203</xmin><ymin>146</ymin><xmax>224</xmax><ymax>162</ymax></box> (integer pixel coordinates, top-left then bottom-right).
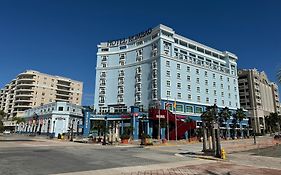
<box><xmin>265</xmin><ymin>113</ymin><xmax>279</xmax><ymax>134</ymax></box>
<box><xmin>218</xmin><ymin>107</ymin><xmax>231</xmax><ymax>139</ymax></box>
<box><xmin>201</xmin><ymin>105</ymin><xmax>216</xmax><ymax>152</ymax></box>
<box><xmin>235</xmin><ymin>108</ymin><xmax>246</xmax><ymax>138</ymax></box>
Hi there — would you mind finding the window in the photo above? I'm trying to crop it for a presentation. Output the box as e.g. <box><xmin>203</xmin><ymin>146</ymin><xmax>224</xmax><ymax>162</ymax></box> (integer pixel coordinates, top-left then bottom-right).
<box><xmin>205</xmin><ymin>80</ymin><xmax>208</xmax><ymax>85</ymax></box>
<box><xmin>206</xmin><ymin>89</ymin><xmax>209</xmax><ymax>94</ymax></box>
<box><xmin>196</xmin><ymin>69</ymin><xmax>199</xmax><ymax>74</ymax></box>
<box><xmin>167</xmin><ymin>90</ymin><xmax>171</xmax><ymax>97</ymax></box>
<box><xmin>58</xmin><ymin>107</ymin><xmax>64</xmax><ymax>111</ymax></box>
<box><xmin>177</xmin><ymin>93</ymin><xmax>182</xmax><ymax>99</ymax></box>
<box><xmin>177</xmin><ymin>73</ymin><xmax>181</xmax><ymax>79</ymax></box>
<box><xmin>187</xmin><ymin>84</ymin><xmax>191</xmax><ymax>91</ymax></box>
<box><xmin>222</xmin><ymin>100</ymin><xmax>225</xmax><ymax>105</ymax></box>
<box><xmin>186</xmin><ymin>106</ymin><xmax>193</xmax><ymax>113</ymax></box>
<box><xmin>176</xmin><ymin>104</ymin><xmax>183</xmax><ymax>111</ymax></box>
<box><xmin>220</xmin><ymin>76</ymin><xmax>223</xmax><ymax>81</ymax></box>
<box><xmin>213</xmin><ymin>82</ymin><xmax>216</xmax><ymax>87</ymax></box>
<box><xmin>214</xmin><ymin>99</ymin><xmax>217</xmax><ymax>103</ymax></box>
<box><xmin>177</xmin><ymin>83</ymin><xmax>181</xmax><ymax>89</ymax></box>
<box><xmin>166</xmin><ymin>60</ymin><xmax>170</xmax><ymax>67</ymax></box>
<box><xmin>228</xmin><ymin>85</ymin><xmax>230</xmax><ymax>90</ymax></box>
<box><xmin>187</xmin><ymin>76</ymin><xmax>191</xmax><ymax>81</ymax></box>
<box><xmin>167</xmin><ymin>81</ymin><xmax>171</xmax><ymax>87</ymax></box>
<box><xmin>221</xmin><ymin>92</ymin><xmax>224</xmax><ymax>97</ymax></box>
<box><xmin>221</xmin><ymin>84</ymin><xmax>223</xmax><ymax>89</ymax></box>
<box><xmin>228</xmin><ymin>93</ymin><xmax>231</xmax><ymax>98</ymax></box>
<box><xmin>229</xmin><ymin>101</ymin><xmax>232</xmax><ymax>106</ymax></box>
<box><xmin>187</xmin><ymin>66</ymin><xmax>190</xmax><ymax>72</ymax></box>
<box><xmin>177</xmin><ymin>64</ymin><xmax>181</xmax><ymax>69</ymax></box>
<box><xmin>195</xmin><ymin>106</ymin><xmax>203</xmax><ymax>113</ymax></box>
<box><xmin>196</xmin><ymin>78</ymin><xmax>199</xmax><ymax>84</ymax></box>
<box><xmin>188</xmin><ymin>94</ymin><xmax>192</xmax><ymax>100</ymax></box>
<box><xmin>227</xmin><ymin>77</ymin><xmax>230</xmax><ymax>82</ymax></box>
<box><xmin>205</xmin><ymin>71</ymin><xmax>208</xmax><ymax>77</ymax></box>
<box><xmin>213</xmin><ymin>74</ymin><xmax>216</xmax><ymax>79</ymax></box>
<box><xmin>166</xmin><ymin>70</ymin><xmax>170</xmax><ymax>77</ymax></box>
<box><xmin>214</xmin><ymin>90</ymin><xmax>217</xmax><ymax>96</ymax></box>
<box><xmin>197</xmin><ymin>96</ymin><xmax>201</xmax><ymax>102</ymax></box>
<box><xmin>206</xmin><ymin>97</ymin><xmax>210</xmax><ymax>103</ymax></box>
<box><xmin>197</xmin><ymin>87</ymin><xmax>200</xmax><ymax>93</ymax></box>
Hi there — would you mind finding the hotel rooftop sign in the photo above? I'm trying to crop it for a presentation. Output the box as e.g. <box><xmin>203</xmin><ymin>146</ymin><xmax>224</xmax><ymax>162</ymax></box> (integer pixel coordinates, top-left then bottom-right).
<box><xmin>107</xmin><ymin>28</ymin><xmax>152</xmax><ymax>47</ymax></box>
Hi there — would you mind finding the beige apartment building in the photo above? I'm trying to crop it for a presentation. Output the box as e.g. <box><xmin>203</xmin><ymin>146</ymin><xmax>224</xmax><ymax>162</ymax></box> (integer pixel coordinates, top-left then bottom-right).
<box><xmin>0</xmin><ymin>70</ymin><xmax>83</xmax><ymax>121</ymax></box>
<box><xmin>238</xmin><ymin>69</ymin><xmax>280</xmax><ymax>133</ymax></box>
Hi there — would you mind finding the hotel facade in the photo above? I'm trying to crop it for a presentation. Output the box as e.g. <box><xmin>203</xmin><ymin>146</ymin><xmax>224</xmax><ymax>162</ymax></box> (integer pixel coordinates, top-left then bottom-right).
<box><xmin>0</xmin><ymin>70</ymin><xmax>83</xmax><ymax>123</ymax></box>
<box><xmin>238</xmin><ymin>69</ymin><xmax>280</xmax><ymax>133</ymax></box>
<box><xmin>94</xmin><ymin>24</ymin><xmax>240</xmax><ymax>118</ymax></box>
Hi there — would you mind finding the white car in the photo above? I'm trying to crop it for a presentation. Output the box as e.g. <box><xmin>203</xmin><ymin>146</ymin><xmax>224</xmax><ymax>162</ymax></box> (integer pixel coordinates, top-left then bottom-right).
<box><xmin>3</xmin><ymin>130</ymin><xmax>11</xmax><ymax>134</ymax></box>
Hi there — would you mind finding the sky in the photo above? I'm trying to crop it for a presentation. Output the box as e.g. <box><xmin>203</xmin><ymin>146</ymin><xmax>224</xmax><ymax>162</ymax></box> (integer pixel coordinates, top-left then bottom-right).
<box><xmin>0</xmin><ymin>0</ymin><xmax>281</xmax><ymax>105</ymax></box>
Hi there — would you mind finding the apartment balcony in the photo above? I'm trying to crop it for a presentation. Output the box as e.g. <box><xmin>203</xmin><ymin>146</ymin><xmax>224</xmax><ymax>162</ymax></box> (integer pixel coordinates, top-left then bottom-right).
<box><xmin>15</xmin><ymin>93</ymin><xmax>33</xmax><ymax>97</ymax></box>
<box><xmin>16</xmin><ymin>88</ymin><xmax>34</xmax><ymax>92</ymax></box>
<box><xmin>15</xmin><ymin>99</ymin><xmax>33</xmax><ymax>103</ymax></box>
<box><xmin>14</xmin><ymin>104</ymin><xmax>32</xmax><ymax>109</ymax></box>
<box><xmin>17</xmin><ymin>82</ymin><xmax>35</xmax><ymax>87</ymax></box>
<box><xmin>57</xmin><ymin>80</ymin><xmax>71</xmax><ymax>87</ymax></box>
<box><xmin>55</xmin><ymin>99</ymin><xmax>69</xmax><ymax>103</ymax></box>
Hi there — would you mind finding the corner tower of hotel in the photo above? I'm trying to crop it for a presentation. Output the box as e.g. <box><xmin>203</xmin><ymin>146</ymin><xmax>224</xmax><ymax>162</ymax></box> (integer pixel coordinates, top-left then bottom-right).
<box><xmin>94</xmin><ymin>24</ymin><xmax>239</xmax><ymax>115</ymax></box>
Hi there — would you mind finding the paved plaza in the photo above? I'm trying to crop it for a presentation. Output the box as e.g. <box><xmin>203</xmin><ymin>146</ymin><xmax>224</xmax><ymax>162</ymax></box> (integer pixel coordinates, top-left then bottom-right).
<box><xmin>0</xmin><ymin>134</ymin><xmax>281</xmax><ymax>175</ymax></box>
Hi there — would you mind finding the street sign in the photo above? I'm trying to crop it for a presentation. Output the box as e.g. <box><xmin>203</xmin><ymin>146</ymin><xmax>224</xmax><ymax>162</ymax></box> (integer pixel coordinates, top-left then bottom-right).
<box><xmin>156</xmin><ymin>115</ymin><xmax>165</xmax><ymax>119</ymax></box>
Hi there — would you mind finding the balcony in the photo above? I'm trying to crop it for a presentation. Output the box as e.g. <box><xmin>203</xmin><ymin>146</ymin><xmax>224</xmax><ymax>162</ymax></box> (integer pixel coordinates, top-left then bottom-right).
<box><xmin>57</xmin><ymin>80</ymin><xmax>71</xmax><ymax>87</ymax></box>
<box><xmin>15</xmin><ymin>99</ymin><xmax>33</xmax><ymax>103</ymax></box>
<box><xmin>17</xmin><ymin>82</ymin><xmax>35</xmax><ymax>87</ymax></box>
<box><xmin>16</xmin><ymin>88</ymin><xmax>34</xmax><ymax>92</ymax></box>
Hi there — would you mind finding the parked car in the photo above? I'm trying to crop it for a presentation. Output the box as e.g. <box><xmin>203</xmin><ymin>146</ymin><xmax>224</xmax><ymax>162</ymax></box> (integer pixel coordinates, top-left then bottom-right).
<box><xmin>3</xmin><ymin>130</ymin><xmax>11</xmax><ymax>134</ymax></box>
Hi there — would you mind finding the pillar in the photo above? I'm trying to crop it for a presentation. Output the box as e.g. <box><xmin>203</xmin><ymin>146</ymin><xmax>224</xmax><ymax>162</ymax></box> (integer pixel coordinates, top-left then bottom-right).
<box><xmin>132</xmin><ymin>115</ymin><xmax>139</xmax><ymax>140</ymax></box>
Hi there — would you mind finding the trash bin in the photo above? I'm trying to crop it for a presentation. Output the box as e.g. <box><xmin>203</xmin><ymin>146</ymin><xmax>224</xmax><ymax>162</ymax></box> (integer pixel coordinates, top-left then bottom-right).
<box><xmin>58</xmin><ymin>133</ymin><xmax>61</xmax><ymax>139</ymax></box>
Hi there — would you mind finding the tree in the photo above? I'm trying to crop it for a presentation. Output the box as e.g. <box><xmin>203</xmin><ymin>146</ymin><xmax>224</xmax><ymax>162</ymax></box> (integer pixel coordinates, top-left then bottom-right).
<box><xmin>218</xmin><ymin>107</ymin><xmax>231</xmax><ymax>138</ymax></box>
<box><xmin>265</xmin><ymin>113</ymin><xmax>280</xmax><ymax>134</ymax></box>
<box><xmin>201</xmin><ymin>105</ymin><xmax>216</xmax><ymax>152</ymax></box>
<box><xmin>233</xmin><ymin>108</ymin><xmax>246</xmax><ymax>138</ymax></box>
<box><xmin>12</xmin><ymin>117</ymin><xmax>25</xmax><ymax>124</ymax></box>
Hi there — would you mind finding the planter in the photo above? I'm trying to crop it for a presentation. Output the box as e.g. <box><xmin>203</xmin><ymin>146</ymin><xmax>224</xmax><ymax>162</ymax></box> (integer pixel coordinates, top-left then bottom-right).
<box><xmin>121</xmin><ymin>138</ymin><xmax>129</xmax><ymax>144</ymax></box>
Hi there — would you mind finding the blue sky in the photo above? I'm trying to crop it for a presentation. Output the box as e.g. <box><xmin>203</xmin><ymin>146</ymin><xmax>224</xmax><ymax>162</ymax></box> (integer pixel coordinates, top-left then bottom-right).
<box><xmin>0</xmin><ymin>0</ymin><xmax>281</xmax><ymax>105</ymax></box>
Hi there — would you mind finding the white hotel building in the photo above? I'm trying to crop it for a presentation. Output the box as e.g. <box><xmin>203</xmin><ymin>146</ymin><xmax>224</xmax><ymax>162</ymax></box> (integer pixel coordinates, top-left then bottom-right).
<box><xmin>94</xmin><ymin>24</ymin><xmax>240</xmax><ymax>117</ymax></box>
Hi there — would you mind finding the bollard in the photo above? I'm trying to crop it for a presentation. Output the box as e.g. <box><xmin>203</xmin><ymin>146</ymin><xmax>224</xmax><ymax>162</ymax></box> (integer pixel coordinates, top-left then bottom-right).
<box><xmin>221</xmin><ymin>148</ymin><xmax>226</xmax><ymax>160</ymax></box>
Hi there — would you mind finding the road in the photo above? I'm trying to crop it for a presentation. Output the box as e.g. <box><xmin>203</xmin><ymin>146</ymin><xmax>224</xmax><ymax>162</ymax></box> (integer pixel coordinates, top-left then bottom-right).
<box><xmin>0</xmin><ymin>135</ymin><xmax>194</xmax><ymax>175</ymax></box>
<box><xmin>1</xmin><ymin>134</ymin><xmax>281</xmax><ymax>175</ymax></box>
